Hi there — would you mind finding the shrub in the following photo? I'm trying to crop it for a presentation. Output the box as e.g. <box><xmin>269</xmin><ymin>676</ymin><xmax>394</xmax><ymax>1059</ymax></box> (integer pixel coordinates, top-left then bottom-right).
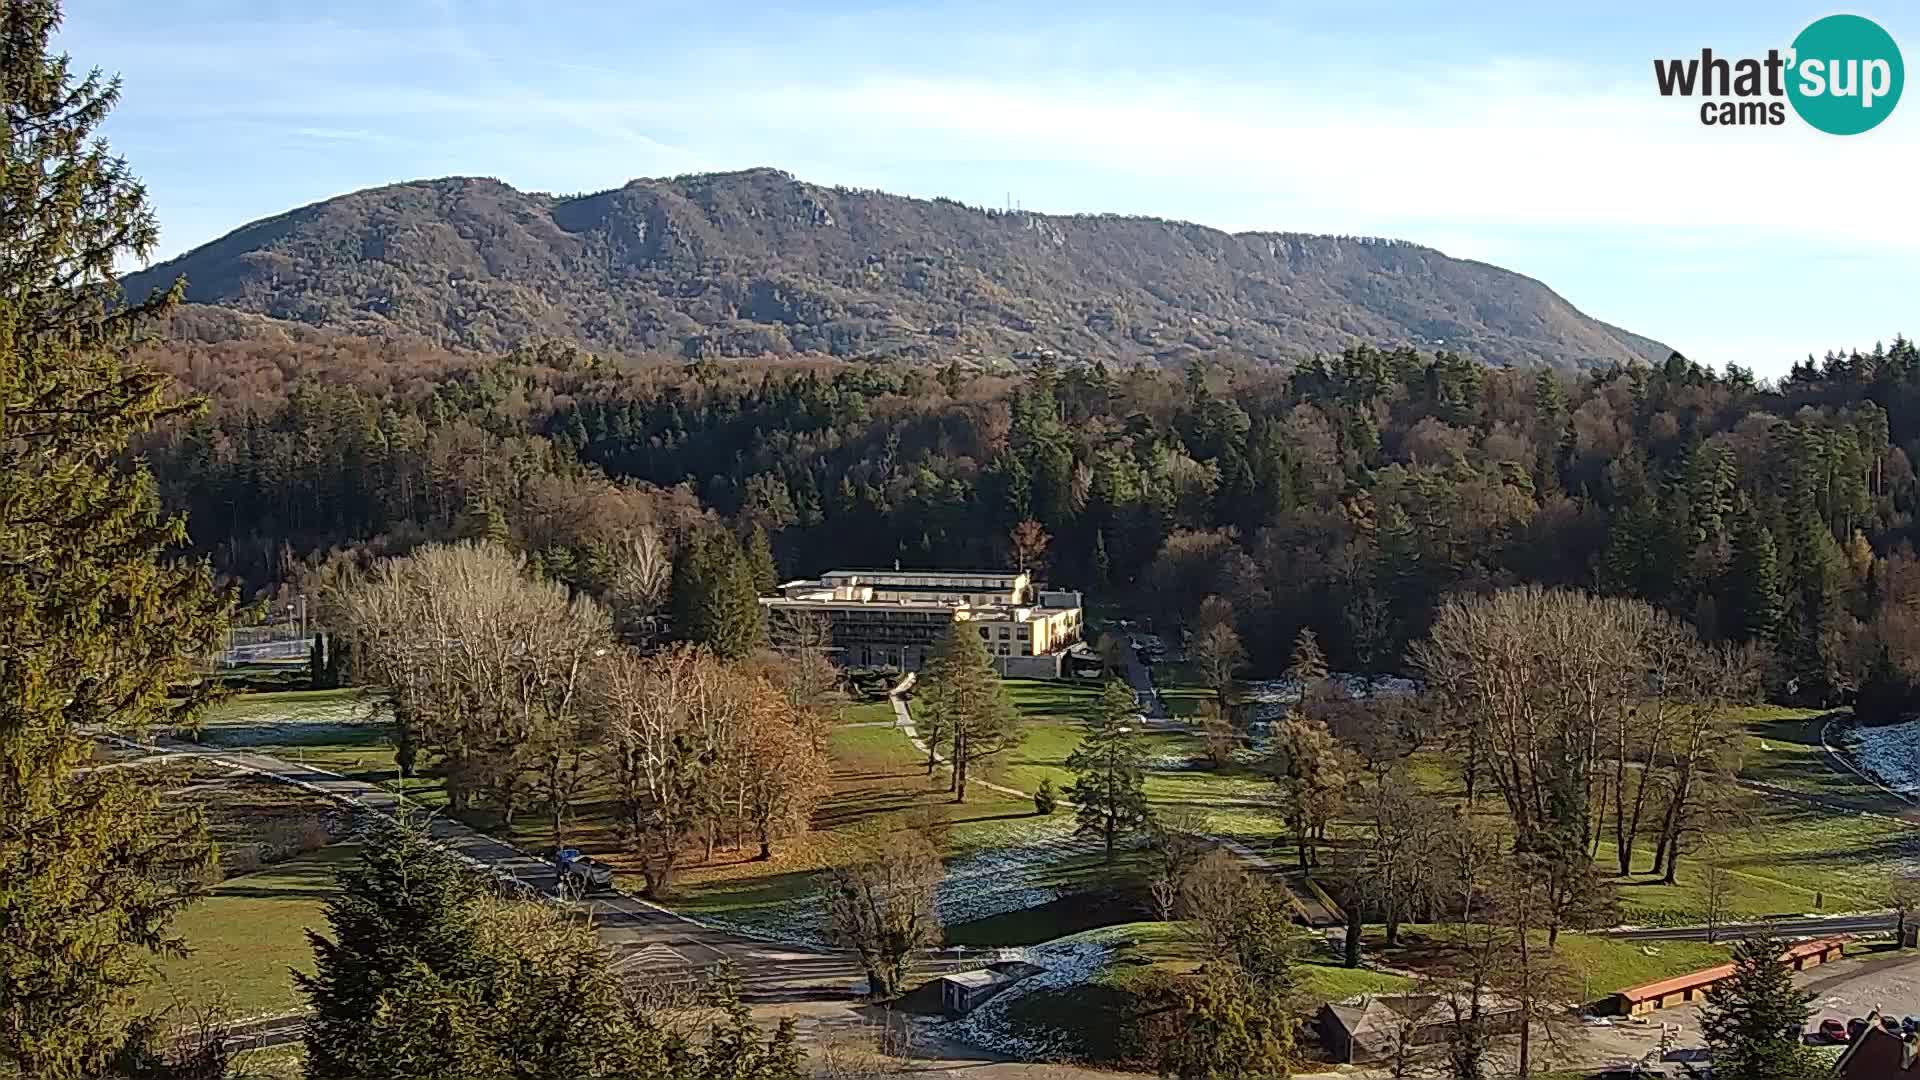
<box><xmin>1034</xmin><ymin>778</ymin><xmax>1058</xmax><ymax>816</ymax></box>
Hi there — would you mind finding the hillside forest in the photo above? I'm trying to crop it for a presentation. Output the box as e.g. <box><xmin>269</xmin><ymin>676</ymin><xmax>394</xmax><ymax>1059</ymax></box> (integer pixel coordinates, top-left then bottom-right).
<box><xmin>142</xmin><ymin>330</ymin><xmax>1920</xmax><ymax>713</ymax></box>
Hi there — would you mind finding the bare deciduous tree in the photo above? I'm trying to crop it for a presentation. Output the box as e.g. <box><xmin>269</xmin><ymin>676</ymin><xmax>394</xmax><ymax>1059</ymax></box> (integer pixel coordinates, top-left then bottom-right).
<box><xmin>1191</xmin><ymin>620</ymin><xmax>1244</xmax><ymax>715</ymax></box>
<box><xmin>341</xmin><ymin>541</ymin><xmax>613</xmax><ymax>826</ymax></box>
<box><xmin>1415</xmin><ymin>587</ymin><xmax>1755</xmax><ymax>941</ymax></box>
<box><xmin>825</xmin><ymin>831</ymin><xmax>944</xmax><ymax>999</ymax></box>
<box><xmin>600</xmin><ymin>526</ymin><xmax>670</xmax><ymax>636</ymax></box>
<box><xmin>596</xmin><ymin>644</ymin><xmax>721</xmax><ymax>896</ymax></box>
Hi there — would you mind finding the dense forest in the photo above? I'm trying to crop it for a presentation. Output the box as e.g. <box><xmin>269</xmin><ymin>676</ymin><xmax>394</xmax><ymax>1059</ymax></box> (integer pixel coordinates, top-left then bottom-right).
<box><xmin>140</xmin><ymin>331</ymin><xmax>1920</xmax><ymax>710</ymax></box>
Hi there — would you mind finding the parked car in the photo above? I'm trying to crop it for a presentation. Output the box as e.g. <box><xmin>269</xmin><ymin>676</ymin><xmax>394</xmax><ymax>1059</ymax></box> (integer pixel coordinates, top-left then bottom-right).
<box><xmin>1902</xmin><ymin>1015</ymin><xmax>1919</xmax><ymax>1034</ymax></box>
<box><xmin>1850</xmin><ymin>1017</ymin><xmax>1871</xmax><ymax>1041</ymax></box>
<box><xmin>1820</xmin><ymin>1017</ymin><xmax>1851</xmax><ymax>1043</ymax></box>
<box><xmin>1884</xmin><ymin>1016</ymin><xmax>1903</xmax><ymax>1034</ymax></box>
<box><xmin>552</xmin><ymin>847</ymin><xmax>613</xmax><ymax>898</ymax></box>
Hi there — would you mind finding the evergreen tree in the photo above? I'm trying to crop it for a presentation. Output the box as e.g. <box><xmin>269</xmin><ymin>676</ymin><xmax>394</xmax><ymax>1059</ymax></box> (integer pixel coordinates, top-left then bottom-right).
<box><xmin>1698</xmin><ymin>933</ymin><xmax>1821</xmax><ymax>1080</ymax></box>
<box><xmin>1065</xmin><ymin>679</ymin><xmax>1153</xmax><ymax>863</ymax></box>
<box><xmin>1724</xmin><ymin>505</ymin><xmax>1784</xmax><ymax>643</ymax></box>
<box><xmin>309</xmin><ymin>632</ymin><xmax>329</xmax><ymax>688</ymax></box>
<box><xmin>298</xmin><ymin>818</ymin><xmax>800</xmax><ymax>1080</ymax></box>
<box><xmin>0</xmin><ymin>4</ymin><xmax>232</xmax><ymax>1073</ymax></box>
<box><xmin>671</xmin><ymin>530</ymin><xmax>765</xmax><ymax>659</ymax></box>
<box><xmin>743</xmin><ymin>521</ymin><xmax>779</xmax><ymax>594</ymax></box>
<box><xmin>1159</xmin><ymin>968</ymin><xmax>1296</xmax><ymax>1080</ymax></box>
<box><xmin>297</xmin><ymin>818</ymin><xmax>489</xmax><ymax>1078</ymax></box>
<box><xmin>712</xmin><ymin>540</ymin><xmax>768</xmax><ymax>659</ymax></box>
<box><xmin>920</xmin><ymin>619</ymin><xmax>1021</xmax><ymax>802</ymax></box>
<box><xmin>326</xmin><ymin>632</ymin><xmax>353</xmax><ymax>688</ymax></box>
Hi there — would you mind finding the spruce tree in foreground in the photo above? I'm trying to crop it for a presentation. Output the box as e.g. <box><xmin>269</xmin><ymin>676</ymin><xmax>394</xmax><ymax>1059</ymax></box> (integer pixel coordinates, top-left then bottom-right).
<box><xmin>298</xmin><ymin>818</ymin><xmax>805</xmax><ymax>1080</ymax></box>
<box><xmin>0</xmin><ymin>1</ymin><xmax>232</xmax><ymax>1073</ymax></box>
<box><xmin>1697</xmin><ymin>932</ymin><xmax>1821</xmax><ymax>1080</ymax></box>
<box><xmin>1066</xmin><ymin>678</ymin><xmax>1152</xmax><ymax>862</ymax></box>
<box><xmin>296</xmin><ymin>818</ymin><xmax>489</xmax><ymax>1078</ymax></box>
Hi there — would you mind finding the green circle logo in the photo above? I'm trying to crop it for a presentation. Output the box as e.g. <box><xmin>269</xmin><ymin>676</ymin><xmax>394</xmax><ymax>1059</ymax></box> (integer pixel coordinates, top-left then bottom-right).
<box><xmin>1787</xmin><ymin>14</ymin><xmax>1904</xmax><ymax>134</ymax></box>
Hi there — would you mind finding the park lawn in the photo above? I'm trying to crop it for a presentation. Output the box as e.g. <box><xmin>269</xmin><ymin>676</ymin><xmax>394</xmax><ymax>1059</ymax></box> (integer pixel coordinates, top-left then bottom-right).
<box><xmin>1596</xmin><ymin>794</ymin><xmax>1920</xmax><ymax>925</ymax></box>
<box><xmin>1394</xmin><ymin>705</ymin><xmax>1918</xmax><ymax>925</ymax></box>
<box><xmin>1069</xmin><ymin>920</ymin><xmax>1419</xmax><ymax>1003</ymax></box>
<box><xmin>991</xmin><ymin>677</ymin><xmax>1233</xmax><ymax>804</ymax></box>
<box><xmin>231</xmin><ymin>1046</ymin><xmax>304</xmax><ymax>1080</ymax></box>
<box><xmin>667</xmin><ymin>721</ymin><xmax>1039</xmax><ymax>918</ymax></box>
<box><xmin>1738</xmin><ymin>706</ymin><xmax>1887</xmax><ymax>807</ymax></box>
<box><xmin>836</xmin><ymin>700</ymin><xmax>897</xmax><ymax>726</ymax></box>
<box><xmin>188</xmin><ymin>688</ymin><xmax>404</xmax><ymax>784</ymax></box>
<box><xmin>196</xmin><ymin>688</ymin><xmax>380</xmax><ymax>736</ymax></box>
<box><xmin>135</xmin><ymin>844</ymin><xmax>355</xmax><ymax>1017</ymax></box>
<box><xmin>990</xmin><ymin>717</ymin><xmax>1199</xmax><ymax>796</ymax></box>
<box><xmin>1366</xmin><ymin>925</ymin><xmax>1730</xmax><ymax>1000</ymax></box>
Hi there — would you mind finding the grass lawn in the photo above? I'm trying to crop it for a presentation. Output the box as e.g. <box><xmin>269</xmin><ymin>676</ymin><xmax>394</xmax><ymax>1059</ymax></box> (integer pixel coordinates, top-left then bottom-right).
<box><xmin>1149</xmin><ymin>661</ymin><xmax>1214</xmax><ymax>719</ymax></box>
<box><xmin>990</xmin><ymin>679</ymin><xmax>1273</xmax><ymax>837</ymax></box>
<box><xmin>1738</xmin><ymin>706</ymin><xmax>1883</xmax><ymax>806</ymax></box>
<box><xmin>1590</xmin><ymin>707</ymin><xmax>1916</xmax><ymax>924</ymax></box>
<box><xmin>187</xmin><ymin>688</ymin><xmax>403</xmax><ymax>782</ymax></box>
<box><xmin>1068</xmin><ymin>920</ymin><xmax>1415</xmax><ymax>1002</ymax></box>
<box><xmin>136</xmin><ymin>844</ymin><xmax>354</xmax><ymax>1017</ymax></box>
<box><xmin>1597</xmin><ymin>797</ymin><xmax>1919</xmax><ymax>924</ymax></box>
<box><xmin>836</xmin><ymin>700</ymin><xmax>898</xmax><ymax>726</ymax></box>
<box><xmin>1364</xmin><ymin>925</ymin><xmax>1730</xmax><ymax>1001</ymax></box>
<box><xmin>666</xmin><ymin>721</ymin><xmax>1042</xmax><ymax>925</ymax></box>
<box><xmin>1000</xmin><ymin>919</ymin><xmax>1414</xmax><ymax>1068</ymax></box>
<box><xmin>1391</xmin><ymin>706</ymin><xmax>1920</xmax><ymax>926</ymax></box>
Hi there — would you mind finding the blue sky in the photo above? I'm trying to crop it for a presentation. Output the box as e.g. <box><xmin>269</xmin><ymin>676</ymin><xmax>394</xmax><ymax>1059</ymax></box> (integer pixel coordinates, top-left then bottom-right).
<box><xmin>59</xmin><ymin>1</ymin><xmax>1920</xmax><ymax>377</ymax></box>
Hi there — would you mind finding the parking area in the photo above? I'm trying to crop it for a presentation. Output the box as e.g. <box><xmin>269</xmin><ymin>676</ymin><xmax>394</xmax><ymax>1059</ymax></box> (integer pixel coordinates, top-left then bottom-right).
<box><xmin>1617</xmin><ymin>946</ymin><xmax>1920</xmax><ymax>1061</ymax></box>
<box><xmin>1798</xmin><ymin>947</ymin><xmax>1920</xmax><ymax>1035</ymax></box>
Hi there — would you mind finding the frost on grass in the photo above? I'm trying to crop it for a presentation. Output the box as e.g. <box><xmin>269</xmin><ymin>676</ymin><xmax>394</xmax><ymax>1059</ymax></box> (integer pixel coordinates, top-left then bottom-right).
<box><xmin>1846</xmin><ymin>720</ymin><xmax>1920</xmax><ymax>795</ymax></box>
<box><xmin>932</xmin><ymin>941</ymin><xmax>1112</xmax><ymax>1060</ymax></box>
<box><xmin>1240</xmin><ymin>673</ymin><xmax>1418</xmax><ymax>727</ymax></box>
<box><xmin>700</xmin><ymin>817</ymin><xmax>1103</xmax><ymax>948</ymax></box>
<box><xmin>194</xmin><ymin>694</ymin><xmax>392</xmax><ymax>749</ymax></box>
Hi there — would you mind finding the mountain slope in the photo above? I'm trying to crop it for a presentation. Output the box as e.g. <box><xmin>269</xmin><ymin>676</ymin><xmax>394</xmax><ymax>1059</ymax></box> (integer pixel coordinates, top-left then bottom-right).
<box><xmin>126</xmin><ymin>168</ymin><xmax>1669</xmax><ymax>369</ymax></box>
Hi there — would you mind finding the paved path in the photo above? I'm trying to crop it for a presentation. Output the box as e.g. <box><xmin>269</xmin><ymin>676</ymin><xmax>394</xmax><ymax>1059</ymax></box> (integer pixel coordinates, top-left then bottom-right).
<box><xmin>101</xmin><ymin>733</ymin><xmax>865</xmax><ymax>1001</ymax></box>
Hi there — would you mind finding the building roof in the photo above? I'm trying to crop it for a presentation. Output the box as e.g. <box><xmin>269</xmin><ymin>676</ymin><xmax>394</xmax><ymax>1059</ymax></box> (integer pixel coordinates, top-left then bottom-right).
<box><xmin>1615</xmin><ymin>964</ymin><xmax>1736</xmax><ymax>1004</ymax></box>
<box><xmin>1614</xmin><ymin>936</ymin><xmax>1850</xmax><ymax>1005</ymax></box>
<box><xmin>1323</xmin><ymin>992</ymin><xmax>1519</xmax><ymax>1047</ymax></box>
<box><xmin>824</xmin><ymin>568</ymin><xmax>1023</xmax><ymax>580</ymax></box>
<box><xmin>760</xmin><ymin>596</ymin><xmax>960</xmax><ymax>613</ymax></box>
<box><xmin>1836</xmin><ymin>1014</ymin><xmax>1920</xmax><ymax>1078</ymax></box>
<box><xmin>833</xmin><ymin>581</ymin><xmax>1018</xmax><ymax>595</ymax></box>
<box><xmin>939</xmin><ymin>968</ymin><xmax>1018</xmax><ymax>990</ymax></box>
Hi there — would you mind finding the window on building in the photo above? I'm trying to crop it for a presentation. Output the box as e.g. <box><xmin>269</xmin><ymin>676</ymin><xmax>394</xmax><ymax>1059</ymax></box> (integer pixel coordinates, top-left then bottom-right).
<box><xmin>978</xmin><ymin>627</ymin><xmax>989</xmax><ymax>638</ymax></box>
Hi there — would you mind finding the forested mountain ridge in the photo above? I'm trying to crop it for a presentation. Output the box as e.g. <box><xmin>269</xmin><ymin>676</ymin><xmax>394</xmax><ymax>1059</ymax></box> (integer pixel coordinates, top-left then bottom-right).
<box><xmin>125</xmin><ymin>167</ymin><xmax>1668</xmax><ymax>369</ymax></box>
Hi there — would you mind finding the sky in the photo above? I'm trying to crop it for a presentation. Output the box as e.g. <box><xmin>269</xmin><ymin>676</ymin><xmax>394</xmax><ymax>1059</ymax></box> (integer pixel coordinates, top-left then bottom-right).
<box><xmin>57</xmin><ymin>0</ymin><xmax>1920</xmax><ymax>378</ymax></box>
